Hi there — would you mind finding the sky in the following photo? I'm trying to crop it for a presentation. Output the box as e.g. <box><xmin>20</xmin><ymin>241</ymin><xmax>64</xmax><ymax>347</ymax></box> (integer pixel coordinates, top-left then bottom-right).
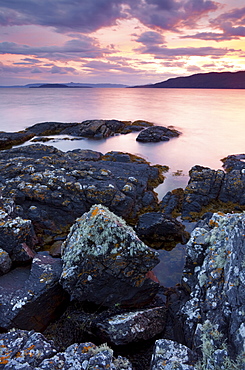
<box><xmin>0</xmin><ymin>0</ymin><xmax>245</xmax><ymax>86</ymax></box>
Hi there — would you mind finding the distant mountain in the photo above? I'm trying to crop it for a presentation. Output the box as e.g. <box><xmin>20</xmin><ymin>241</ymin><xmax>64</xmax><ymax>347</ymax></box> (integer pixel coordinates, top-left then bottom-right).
<box><xmin>0</xmin><ymin>82</ymin><xmax>128</xmax><ymax>88</ymax></box>
<box><xmin>133</xmin><ymin>71</ymin><xmax>245</xmax><ymax>89</ymax></box>
<box><xmin>30</xmin><ymin>83</ymin><xmax>91</xmax><ymax>88</ymax></box>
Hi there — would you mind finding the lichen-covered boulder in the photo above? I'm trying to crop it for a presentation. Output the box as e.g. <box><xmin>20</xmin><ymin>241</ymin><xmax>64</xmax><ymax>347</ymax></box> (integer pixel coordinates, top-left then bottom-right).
<box><xmin>0</xmin><ymin>329</ymin><xmax>57</xmax><ymax>368</ymax></box>
<box><xmin>95</xmin><ymin>306</ymin><xmax>167</xmax><ymax>346</ymax></box>
<box><xmin>0</xmin><ymin>330</ymin><xmax>132</xmax><ymax>370</ymax></box>
<box><xmin>180</xmin><ymin>212</ymin><xmax>245</xmax><ymax>361</ymax></box>
<box><xmin>60</xmin><ymin>204</ymin><xmax>160</xmax><ymax>307</ymax></box>
<box><xmin>150</xmin><ymin>339</ymin><xmax>197</xmax><ymax>369</ymax></box>
<box><xmin>0</xmin><ymin>253</ymin><xmax>67</xmax><ymax>331</ymax></box>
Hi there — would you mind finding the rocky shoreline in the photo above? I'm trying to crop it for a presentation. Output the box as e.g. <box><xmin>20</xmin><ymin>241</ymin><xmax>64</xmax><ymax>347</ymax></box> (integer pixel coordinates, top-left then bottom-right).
<box><xmin>0</xmin><ymin>122</ymin><xmax>244</xmax><ymax>369</ymax></box>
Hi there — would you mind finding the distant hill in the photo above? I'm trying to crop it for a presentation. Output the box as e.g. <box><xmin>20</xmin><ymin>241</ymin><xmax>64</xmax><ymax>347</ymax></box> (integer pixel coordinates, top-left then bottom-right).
<box><xmin>30</xmin><ymin>83</ymin><xmax>91</xmax><ymax>88</ymax></box>
<box><xmin>0</xmin><ymin>82</ymin><xmax>127</xmax><ymax>88</ymax></box>
<box><xmin>134</xmin><ymin>71</ymin><xmax>245</xmax><ymax>89</ymax></box>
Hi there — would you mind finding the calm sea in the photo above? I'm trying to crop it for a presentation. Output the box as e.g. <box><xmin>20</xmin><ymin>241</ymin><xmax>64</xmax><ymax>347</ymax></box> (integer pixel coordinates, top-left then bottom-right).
<box><xmin>1</xmin><ymin>87</ymin><xmax>245</xmax><ymax>286</ymax></box>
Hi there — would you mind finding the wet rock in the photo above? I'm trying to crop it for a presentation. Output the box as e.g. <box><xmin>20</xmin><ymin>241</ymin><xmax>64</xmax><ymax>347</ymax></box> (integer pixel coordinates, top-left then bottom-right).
<box><xmin>150</xmin><ymin>339</ymin><xmax>198</xmax><ymax>370</ymax></box>
<box><xmin>136</xmin><ymin>126</ymin><xmax>181</xmax><ymax>142</ymax></box>
<box><xmin>0</xmin><ymin>248</ymin><xmax>12</xmax><ymax>275</ymax></box>
<box><xmin>135</xmin><ymin>212</ymin><xmax>189</xmax><ymax>249</ymax></box>
<box><xmin>0</xmin><ymin>253</ymin><xmax>67</xmax><ymax>331</ymax></box>
<box><xmin>0</xmin><ymin>131</ymin><xmax>35</xmax><ymax>150</ymax></box>
<box><xmin>95</xmin><ymin>306</ymin><xmax>167</xmax><ymax>346</ymax></box>
<box><xmin>180</xmin><ymin>212</ymin><xmax>245</xmax><ymax>360</ymax></box>
<box><xmin>60</xmin><ymin>204</ymin><xmax>160</xmax><ymax>308</ymax></box>
<box><xmin>0</xmin><ymin>144</ymin><xmax>162</xmax><ymax>246</ymax></box>
<box><xmin>0</xmin><ymin>329</ymin><xmax>57</xmax><ymax>369</ymax></box>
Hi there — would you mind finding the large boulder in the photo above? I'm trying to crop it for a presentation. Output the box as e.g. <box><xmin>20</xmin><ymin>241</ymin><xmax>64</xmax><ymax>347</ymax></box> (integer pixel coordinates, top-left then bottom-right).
<box><xmin>60</xmin><ymin>204</ymin><xmax>160</xmax><ymax>308</ymax></box>
<box><xmin>180</xmin><ymin>212</ymin><xmax>245</xmax><ymax>362</ymax></box>
<box><xmin>0</xmin><ymin>253</ymin><xmax>67</xmax><ymax>331</ymax></box>
<box><xmin>0</xmin><ymin>145</ymin><xmax>163</xmax><ymax>246</ymax></box>
<box><xmin>136</xmin><ymin>126</ymin><xmax>180</xmax><ymax>142</ymax></box>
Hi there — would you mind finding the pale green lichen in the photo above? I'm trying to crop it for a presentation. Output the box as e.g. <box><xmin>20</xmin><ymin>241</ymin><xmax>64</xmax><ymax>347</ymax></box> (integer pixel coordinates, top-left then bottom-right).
<box><xmin>61</xmin><ymin>204</ymin><xmax>156</xmax><ymax>268</ymax></box>
<box><xmin>196</xmin><ymin>320</ymin><xmax>245</xmax><ymax>370</ymax></box>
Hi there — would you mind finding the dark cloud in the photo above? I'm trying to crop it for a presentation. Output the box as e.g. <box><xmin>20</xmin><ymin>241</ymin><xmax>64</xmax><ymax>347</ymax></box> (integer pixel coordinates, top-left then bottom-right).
<box><xmin>135</xmin><ymin>43</ymin><xmax>239</xmax><ymax>59</ymax></box>
<box><xmin>0</xmin><ymin>0</ymin><xmax>220</xmax><ymax>34</ymax></box>
<box><xmin>183</xmin><ymin>6</ymin><xmax>245</xmax><ymax>41</ymax></box>
<box><xmin>135</xmin><ymin>31</ymin><xmax>165</xmax><ymax>45</ymax></box>
<box><xmin>83</xmin><ymin>60</ymin><xmax>138</xmax><ymax>74</ymax></box>
<box><xmin>129</xmin><ymin>0</ymin><xmax>219</xmax><ymax>31</ymax></box>
<box><xmin>50</xmin><ymin>65</ymin><xmax>78</xmax><ymax>74</ymax></box>
<box><xmin>0</xmin><ymin>0</ymin><xmax>127</xmax><ymax>33</ymax></box>
<box><xmin>0</xmin><ymin>37</ymin><xmax>110</xmax><ymax>60</ymax></box>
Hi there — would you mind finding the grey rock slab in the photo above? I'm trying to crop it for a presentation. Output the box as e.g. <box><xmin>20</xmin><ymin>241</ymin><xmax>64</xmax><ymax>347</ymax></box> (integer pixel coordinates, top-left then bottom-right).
<box><xmin>0</xmin><ymin>253</ymin><xmax>67</xmax><ymax>331</ymax></box>
<box><xmin>95</xmin><ymin>306</ymin><xmax>167</xmax><ymax>345</ymax></box>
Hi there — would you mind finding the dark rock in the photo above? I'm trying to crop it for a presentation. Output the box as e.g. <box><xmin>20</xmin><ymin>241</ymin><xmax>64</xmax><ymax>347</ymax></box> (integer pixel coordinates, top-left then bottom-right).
<box><xmin>0</xmin><ymin>131</ymin><xmax>34</xmax><ymax>150</ymax></box>
<box><xmin>60</xmin><ymin>204</ymin><xmax>160</xmax><ymax>308</ymax></box>
<box><xmin>135</xmin><ymin>212</ymin><xmax>189</xmax><ymax>249</ymax></box>
<box><xmin>136</xmin><ymin>126</ymin><xmax>181</xmax><ymax>143</ymax></box>
<box><xmin>180</xmin><ymin>163</ymin><xmax>245</xmax><ymax>218</ymax></box>
<box><xmin>60</xmin><ymin>119</ymin><xmax>126</xmax><ymax>138</ymax></box>
<box><xmin>221</xmin><ymin>153</ymin><xmax>245</xmax><ymax>172</ymax></box>
<box><xmin>160</xmin><ymin>188</ymin><xmax>184</xmax><ymax>215</ymax></box>
<box><xmin>0</xmin><ymin>145</ymin><xmax>163</xmax><ymax>246</ymax></box>
<box><xmin>0</xmin><ymin>248</ymin><xmax>12</xmax><ymax>275</ymax></box>
<box><xmin>0</xmin><ymin>216</ymin><xmax>38</xmax><ymax>263</ymax></box>
<box><xmin>26</xmin><ymin>121</ymin><xmax>78</xmax><ymax>136</ymax></box>
<box><xmin>179</xmin><ymin>212</ymin><xmax>245</xmax><ymax>362</ymax></box>
<box><xmin>150</xmin><ymin>339</ymin><xmax>198</xmax><ymax>369</ymax></box>
<box><xmin>95</xmin><ymin>306</ymin><xmax>167</xmax><ymax>346</ymax></box>
<box><xmin>0</xmin><ymin>253</ymin><xmax>67</xmax><ymax>331</ymax></box>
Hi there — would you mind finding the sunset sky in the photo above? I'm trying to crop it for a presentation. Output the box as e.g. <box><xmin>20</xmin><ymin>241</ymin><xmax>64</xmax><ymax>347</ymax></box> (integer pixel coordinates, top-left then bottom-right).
<box><xmin>0</xmin><ymin>0</ymin><xmax>245</xmax><ymax>86</ymax></box>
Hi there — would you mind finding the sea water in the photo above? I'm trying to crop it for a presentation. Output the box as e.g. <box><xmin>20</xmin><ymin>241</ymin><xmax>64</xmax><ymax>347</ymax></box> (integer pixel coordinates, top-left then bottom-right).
<box><xmin>1</xmin><ymin>87</ymin><xmax>245</xmax><ymax>285</ymax></box>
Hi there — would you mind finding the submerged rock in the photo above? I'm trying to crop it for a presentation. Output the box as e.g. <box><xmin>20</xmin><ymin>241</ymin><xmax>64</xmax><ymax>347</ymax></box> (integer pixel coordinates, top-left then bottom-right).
<box><xmin>60</xmin><ymin>204</ymin><xmax>160</xmax><ymax>308</ymax></box>
<box><xmin>136</xmin><ymin>126</ymin><xmax>181</xmax><ymax>143</ymax></box>
<box><xmin>180</xmin><ymin>212</ymin><xmax>245</xmax><ymax>361</ymax></box>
